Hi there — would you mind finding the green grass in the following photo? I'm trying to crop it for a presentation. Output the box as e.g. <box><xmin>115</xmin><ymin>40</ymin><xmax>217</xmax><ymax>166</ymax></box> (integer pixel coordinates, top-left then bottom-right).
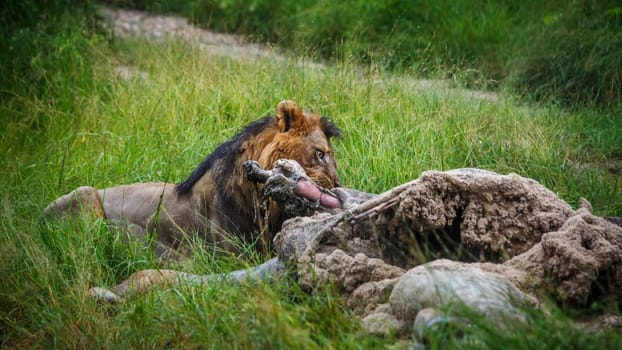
<box><xmin>103</xmin><ymin>0</ymin><xmax>622</xmax><ymax>109</ymax></box>
<box><xmin>1</xmin><ymin>20</ymin><xmax>621</xmax><ymax>350</ymax></box>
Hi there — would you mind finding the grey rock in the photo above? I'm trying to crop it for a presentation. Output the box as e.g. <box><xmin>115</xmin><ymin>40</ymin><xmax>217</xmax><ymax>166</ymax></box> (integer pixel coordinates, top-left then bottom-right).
<box><xmin>390</xmin><ymin>259</ymin><xmax>530</xmax><ymax>323</ymax></box>
<box><xmin>360</xmin><ymin>310</ymin><xmax>403</xmax><ymax>336</ymax></box>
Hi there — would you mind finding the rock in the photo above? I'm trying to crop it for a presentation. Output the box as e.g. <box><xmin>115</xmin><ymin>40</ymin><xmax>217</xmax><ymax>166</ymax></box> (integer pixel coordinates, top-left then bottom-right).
<box><xmin>508</xmin><ymin>206</ymin><xmax>622</xmax><ymax>306</ymax></box>
<box><xmin>275</xmin><ymin>168</ymin><xmax>575</xmax><ymax>280</ymax></box>
<box><xmin>268</xmin><ymin>166</ymin><xmax>621</xmax><ymax>331</ymax></box>
<box><xmin>348</xmin><ymin>278</ymin><xmax>400</xmax><ymax>316</ymax></box>
<box><xmin>389</xmin><ymin>259</ymin><xmax>531</xmax><ymax>324</ymax></box>
<box><xmin>413</xmin><ymin>307</ymin><xmax>465</xmax><ymax>340</ymax></box>
<box><xmin>579</xmin><ymin>314</ymin><xmax>622</xmax><ymax>332</ymax></box>
<box><xmin>379</xmin><ymin>169</ymin><xmax>574</xmax><ymax>266</ymax></box>
<box><xmin>540</xmin><ymin>210</ymin><xmax>622</xmax><ymax>305</ymax></box>
<box><xmin>413</xmin><ymin>308</ymin><xmax>443</xmax><ymax>337</ymax></box>
<box><xmin>296</xmin><ymin>249</ymin><xmax>404</xmax><ymax>293</ymax></box>
<box><xmin>360</xmin><ymin>305</ymin><xmax>403</xmax><ymax>336</ymax></box>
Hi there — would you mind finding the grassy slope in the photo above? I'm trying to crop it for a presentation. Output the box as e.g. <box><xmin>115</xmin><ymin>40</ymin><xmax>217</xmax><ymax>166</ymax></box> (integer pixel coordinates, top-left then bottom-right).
<box><xmin>110</xmin><ymin>0</ymin><xmax>622</xmax><ymax>109</ymax></box>
<box><xmin>0</xmin><ymin>34</ymin><xmax>621</xmax><ymax>348</ymax></box>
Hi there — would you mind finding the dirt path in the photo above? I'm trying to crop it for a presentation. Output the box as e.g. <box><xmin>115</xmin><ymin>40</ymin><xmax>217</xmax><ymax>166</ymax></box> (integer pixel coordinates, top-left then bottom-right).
<box><xmin>99</xmin><ymin>6</ymin><xmax>324</xmax><ymax>69</ymax></box>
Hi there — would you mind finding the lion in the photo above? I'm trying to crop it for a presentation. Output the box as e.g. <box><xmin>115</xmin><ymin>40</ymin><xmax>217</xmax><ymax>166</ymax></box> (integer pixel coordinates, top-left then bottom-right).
<box><xmin>44</xmin><ymin>100</ymin><xmax>341</xmax><ymax>256</ymax></box>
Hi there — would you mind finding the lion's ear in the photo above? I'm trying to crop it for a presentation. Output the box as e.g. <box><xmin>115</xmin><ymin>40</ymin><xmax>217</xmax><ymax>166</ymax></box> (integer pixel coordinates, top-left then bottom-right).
<box><xmin>276</xmin><ymin>100</ymin><xmax>307</xmax><ymax>134</ymax></box>
<box><xmin>321</xmin><ymin>117</ymin><xmax>341</xmax><ymax>139</ymax></box>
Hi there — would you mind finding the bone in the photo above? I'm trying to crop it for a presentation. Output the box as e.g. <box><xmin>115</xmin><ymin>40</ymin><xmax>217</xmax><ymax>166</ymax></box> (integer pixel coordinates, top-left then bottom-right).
<box><xmin>244</xmin><ymin>159</ymin><xmax>342</xmax><ymax>209</ymax></box>
<box><xmin>243</xmin><ymin>160</ymin><xmax>274</xmax><ymax>183</ymax></box>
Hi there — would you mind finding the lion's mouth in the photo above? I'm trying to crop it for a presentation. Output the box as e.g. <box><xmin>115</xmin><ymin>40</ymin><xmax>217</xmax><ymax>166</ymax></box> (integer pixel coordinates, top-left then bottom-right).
<box><xmin>295</xmin><ymin>179</ymin><xmax>342</xmax><ymax>209</ymax></box>
<box><xmin>243</xmin><ymin>159</ymin><xmax>343</xmax><ymax>209</ymax></box>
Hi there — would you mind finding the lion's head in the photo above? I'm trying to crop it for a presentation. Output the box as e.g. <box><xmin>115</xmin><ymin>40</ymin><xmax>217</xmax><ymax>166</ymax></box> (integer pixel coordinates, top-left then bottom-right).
<box><xmin>257</xmin><ymin>100</ymin><xmax>341</xmax><ymax>189</ymax></box>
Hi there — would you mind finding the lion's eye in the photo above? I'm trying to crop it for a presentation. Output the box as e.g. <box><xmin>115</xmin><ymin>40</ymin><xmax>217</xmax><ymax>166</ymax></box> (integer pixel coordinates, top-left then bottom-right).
<box><xmin>316</xmin><ymin>150</ymin><xmax>325</xmax><ymax>161</ymax></box>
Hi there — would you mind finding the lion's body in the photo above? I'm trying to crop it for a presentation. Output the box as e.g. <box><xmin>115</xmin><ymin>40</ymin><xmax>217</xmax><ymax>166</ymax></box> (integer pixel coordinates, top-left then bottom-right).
<box><xmin>44</xmin><ymin>101</ymin><xmax>340</xmax><ymax>255</ymax></box>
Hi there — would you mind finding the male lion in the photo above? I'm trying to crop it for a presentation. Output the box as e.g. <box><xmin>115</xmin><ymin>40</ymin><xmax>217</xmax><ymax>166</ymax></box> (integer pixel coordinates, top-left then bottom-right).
<box><xmin>44</xmin><ymin>100</ymin><xmax>341</xmax><ymax>255</ymax></box>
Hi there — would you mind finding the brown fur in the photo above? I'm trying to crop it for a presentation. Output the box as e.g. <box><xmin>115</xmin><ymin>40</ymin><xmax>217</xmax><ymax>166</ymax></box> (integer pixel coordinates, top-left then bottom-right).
<box><xmin>44</xmin><ymin>100</ymin><xmax>340</xmax><ymax>256</ymax></box>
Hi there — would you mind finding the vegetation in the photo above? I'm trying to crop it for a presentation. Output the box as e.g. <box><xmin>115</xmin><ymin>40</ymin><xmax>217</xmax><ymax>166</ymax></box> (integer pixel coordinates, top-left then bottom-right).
<box><xmin>105</xmin><ymin>0</ymin><xmax>622</xmax><ymax>109</ymax></box>
<box><xmin>1</xmin><ymin>0</ymin><xmax>621</xmax><ymax>348</ymax></box>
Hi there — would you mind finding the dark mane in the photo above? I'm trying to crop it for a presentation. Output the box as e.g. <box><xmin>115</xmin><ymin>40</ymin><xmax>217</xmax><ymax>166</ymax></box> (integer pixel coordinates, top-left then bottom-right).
<box><xmin>176</xmin><ymin>116</ymin><xmax>276</xmax><ymax>194</ymax></box>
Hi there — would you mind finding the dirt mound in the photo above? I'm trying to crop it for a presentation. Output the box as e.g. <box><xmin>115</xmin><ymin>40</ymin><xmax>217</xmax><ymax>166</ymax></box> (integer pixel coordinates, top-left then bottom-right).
<box><xmin>268</xmin><ymin>164</ymin><xmax>620</xmax><ymax>334</ymax></box>
<box><xmin>276</xmin><ymin>168</ymin><xmax>575</xmax><ymax>273</ymax></box>
<box><xmin>509</xmin><ymin>205</ymin><xmax>622</xmax><ymax>306</ymax></box>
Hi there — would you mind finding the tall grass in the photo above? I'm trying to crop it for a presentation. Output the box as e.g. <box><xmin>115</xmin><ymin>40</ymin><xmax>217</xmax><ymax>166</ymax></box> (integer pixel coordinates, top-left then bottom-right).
<box><xmin>512</xmin><ymin>1</ymin><xmax>622</xmax><ymax>108</ymax></box>
<box><xmin>103</xmin><ymin>0</ymin><xmax>622</xmax><ymax>109</ymax></box>
<box><xmin>1</xmin><ymin>6</ymin><xmax>621</xmax><ymax>349</ymax></box>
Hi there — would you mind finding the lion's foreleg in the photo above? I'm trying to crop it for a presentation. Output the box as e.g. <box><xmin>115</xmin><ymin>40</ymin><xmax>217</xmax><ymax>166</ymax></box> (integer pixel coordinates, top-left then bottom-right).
<box><xmin>88</xmin><ymin>269</ymin><xmax>214</xmax><ymax>303</ymax></box>
<box><xmin>87</xmin><ymin>258</ymin><xmax>287</xmax><ymax>303</ymax></box>
<box><xmin>44</xmin><ymin>186</ymin><xmax>106</xmax><ymax>219</ymax></box>
<box><xmin>88</xmin><ymin>269</ymin><xmax>181</xmax><ymax>303</ymax></box>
